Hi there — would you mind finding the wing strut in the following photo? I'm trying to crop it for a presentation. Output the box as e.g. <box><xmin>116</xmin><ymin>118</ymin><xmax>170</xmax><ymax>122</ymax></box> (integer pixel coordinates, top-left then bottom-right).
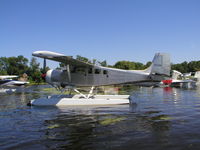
<box><xmin>66</xmin><ymin>64</ymin><xmax>71</xmax><ymax>83</ymax></box>
<box><xmin>87</xmin><ymin>86</ymin><xmax>95</xmax><ymax>98</ymax></box>
<box><xmin>43</xmin><ymin>58</ymin><xmax>46</xmax><ymax>73</ymax></box>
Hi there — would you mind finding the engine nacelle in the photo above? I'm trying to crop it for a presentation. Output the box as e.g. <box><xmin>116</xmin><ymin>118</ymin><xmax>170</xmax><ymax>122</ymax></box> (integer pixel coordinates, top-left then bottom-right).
<box><xmin>46</xmin><ymin>69</ymin><xmax>68</xmax><ymax>87</ymax></box>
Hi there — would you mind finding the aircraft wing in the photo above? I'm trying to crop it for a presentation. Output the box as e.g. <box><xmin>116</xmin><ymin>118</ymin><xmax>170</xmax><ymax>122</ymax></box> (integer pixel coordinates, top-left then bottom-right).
<box><xmin>32</xmin><ymin>51</ymin><xmax>94</xmax><ymax>67</ymax></box>
<box><xmin>0</xmin><ymin>75</ymin><xmax>18</xmax><ymax>80</ymax></box>
<box><xmin>172</xmin><ymin>79</ymin><xmax>195</xmax><ymax>83</ymax></box>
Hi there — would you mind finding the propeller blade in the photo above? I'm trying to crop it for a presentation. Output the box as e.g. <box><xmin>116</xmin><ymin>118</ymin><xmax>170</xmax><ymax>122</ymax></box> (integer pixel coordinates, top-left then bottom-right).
<box><xmin>66</xmin><ymin>64</ymin><xmax>71</xmax><ymax>82</ymax></box>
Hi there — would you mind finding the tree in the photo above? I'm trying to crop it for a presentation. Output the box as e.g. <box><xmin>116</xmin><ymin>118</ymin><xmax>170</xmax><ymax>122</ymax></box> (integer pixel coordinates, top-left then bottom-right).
<box><xmin>188</xmin><ymin>61</ymin><xmax>200</xmax><ymax>72</ymax></box>
<box><xmin>0</xmin><ymin>56</ymin><xmax>28</xmax><ymax>75</ymax></box>
<box><xmin>29</xmin><ymin>57</ymin><xmax>40</xmax><ymax>72</ymax></box>
<box><xmin>76</xmin><ymin>55</ymin><xmax>91</xmax><ymax>63</ymax></box>
<box><xmin>135</xmin><ymin>62</ymin><xmax>145</xmax><ymax>70</ymax></box>
<box><xmin>28</xmin><ymin>57</ymin><xmax>45</xmax><ymax>83</ymax></box>
<box><xmin>98</xmin><ymin>60</ymin><xmax>107</xmax><ymax>67</ymax></box>
<box><xmin>0</xmin><ymin>57</ymin><xmax>8</xmax><ymax>74</ymax></box>
<box><xmin>171</xmin><ymin>61</ymin><xmax>188</xmax><ymax>73</ymax></box>
<box><xmin>145</xmin><ymin>61</ymin><xmax>152</xmax><ymax>68</ymax></box>
<box><xmin>114</xmin><ymin>61</ymin><xmax>136</xmax><ymax>70</ymax></box>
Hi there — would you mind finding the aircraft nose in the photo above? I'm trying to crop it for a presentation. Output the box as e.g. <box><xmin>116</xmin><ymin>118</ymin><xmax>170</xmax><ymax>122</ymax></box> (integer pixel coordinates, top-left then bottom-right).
<box><xmin>45</xmin><ymin>69</ymin><xmax>53</xmax><ymax>84</ymax></box>
<box><xmin>32</xmin><ymin>51</ymin><xmax>39</xmax><ymax>56</ymax></box>
<box><xmin>32</xmin><ymin>51</ymin><xmax>43</xmax><ymax>57</ymax></box>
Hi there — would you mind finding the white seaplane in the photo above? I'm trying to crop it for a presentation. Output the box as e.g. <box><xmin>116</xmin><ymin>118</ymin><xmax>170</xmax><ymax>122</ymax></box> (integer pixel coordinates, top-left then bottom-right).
<box><xmin>0</xmin><ymin>75</ymin><xmax>29</xmax><ymax>94</ymax></box>
<box><xmin>29</xmin><ymin>51</ymin><xmax>170</xmax><ymax>106</ymax></box>
<box><xmin>161</xmin><ymin>70</ymin><xmax>197</xmax><ymax>88</ymax></box>
<box><xmin>0</xmin><ymin>75</ymin><xmax>29</xmax><ymax>86</ymax></box>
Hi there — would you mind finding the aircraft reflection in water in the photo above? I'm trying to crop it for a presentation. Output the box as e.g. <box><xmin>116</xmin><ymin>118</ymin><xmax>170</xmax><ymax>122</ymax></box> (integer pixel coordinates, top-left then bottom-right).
<box><xmin>42</xmin><ymin>95</ymin><xmax>171</xmax><ymax>150</ymax></box>
<box><xmin>2</xmin><ymin>85</ymin><xmax>200</xmax><ymax>150</ymax></box>
<box><xmin>30</xmin><ymin>51</ymin><xmax>170</xmax><ymax>106</ymax></box>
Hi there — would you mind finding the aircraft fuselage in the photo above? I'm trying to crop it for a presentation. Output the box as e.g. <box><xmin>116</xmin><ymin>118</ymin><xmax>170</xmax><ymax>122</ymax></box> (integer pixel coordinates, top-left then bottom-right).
<box><xmin>46</xmin><ymin>66</ymin><xmax>152</xmax><ymax>87</ymax></box>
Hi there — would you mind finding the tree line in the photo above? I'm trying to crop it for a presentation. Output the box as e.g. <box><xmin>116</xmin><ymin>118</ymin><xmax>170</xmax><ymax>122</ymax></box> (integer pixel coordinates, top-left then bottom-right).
<box><xmin>0</xmin><ymin>55</ymin><xmax>200</xmax><ymax>83</ymax></box>
<box><xmin>0</xmin><ymin>56</ymin><xmax>47</xmax><ymax>83</ymax></box>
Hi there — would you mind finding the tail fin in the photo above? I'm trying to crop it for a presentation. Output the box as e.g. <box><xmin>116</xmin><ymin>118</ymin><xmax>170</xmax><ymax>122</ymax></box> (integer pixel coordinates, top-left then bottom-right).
<box><xmin>145</xmin><ymin>53</ymin><xmax>171</xmax><ymax>77</ymax></box>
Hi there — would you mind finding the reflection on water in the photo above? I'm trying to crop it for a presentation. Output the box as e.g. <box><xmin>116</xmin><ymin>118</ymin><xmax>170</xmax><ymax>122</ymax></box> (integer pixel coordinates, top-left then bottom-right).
<box><xmin>1</xmin><ymin>85</ymin><xmax>200</xmax><ymax>149</ymax></box>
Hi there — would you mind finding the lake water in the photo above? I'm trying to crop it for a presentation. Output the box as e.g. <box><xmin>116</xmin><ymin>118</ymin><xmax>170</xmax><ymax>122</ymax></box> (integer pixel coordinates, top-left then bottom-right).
<box><xmin>1</xmin><ymin>85</ymin><xmax>200</xmax><ymax>150</ymax></box>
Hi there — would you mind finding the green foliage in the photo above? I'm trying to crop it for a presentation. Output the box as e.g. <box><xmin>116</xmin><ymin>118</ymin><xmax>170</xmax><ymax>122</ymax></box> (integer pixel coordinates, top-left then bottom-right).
<box><xmin>113</xmin><ymin>61</ymin><xmax>148</xmax><ymax>70</ymax></box>
<box><xmin>98</xmin><ymin>60</ymin><xmax>107</xmax><ymax>67</ymax></box>
<box><xmin>0</xmin><ymin>57</ymin><xmax>8</xmax><ymax>74</ymax></box>
<box><xmin>76</xmin><ymin>55</ymin><xmax>91</xmax><ymax>63</ymax></box>
<box><xmin>76</xmin><ymin>55</ymin><xmax>107</xmax><ymax>66</ymax></box>
<box><xmin>0</xmin><ymin>56</ymin><xmax>44</xmax><ymax>83</ymax></box>
<box><xmin>145</xmin><ymin>61</ymin><xmax>152</xmax><ymax>68</ymax></box>
<box><xmin>0</xmin><ymin>56</ymin><xmax>28</xmax><ymax>75</ymax></box>
<box><xmin>171</xmin><ymin>61</ymin><xmax>200</xmax><ymax>73</ymax></box>
<box><xmin>59</xmin><ymin>62</ymin><xmax>65</xmax><ymax>68</ymax></box>
<box><xmin>113</xmin><ymin>60</ymin><xmax>152</xmax><ymax>70</ymax></box>
<box><xmin>135</xmin><ymin>62</ymin><xmax>145</xmax><ymax>70</ymax></box>
<box><xmin>1</xmin><ymin>54</ymin><xmax>200</xmax><ymax>84</ymax></box>
<box><xmin>27</xmin><ymin>57</ymin><xmax>43</xmax><ymax>83</ymax></box>
<box><xmin>114</xmin><ymin>61</ymin><xmax>136</xmax><ymax>70</ymax></box>
<box><xmin>188</xmin><ymin>61</ymin><xmax>200</xmax><ymax>72</ymax></box>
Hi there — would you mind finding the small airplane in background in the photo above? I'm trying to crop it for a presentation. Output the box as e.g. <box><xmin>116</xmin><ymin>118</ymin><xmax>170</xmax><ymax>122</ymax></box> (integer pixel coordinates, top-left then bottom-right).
<box><xmin>29</xmin><ymin>50</ymin><xmax>171</xmax><ymax>106</ymax></box>
<box><xmin>161</xmin><ymin>70</ymin><xmax>197</xmax><ymax>88</ymax></box>
<box><xmin>0</xmin><ymin>75</ymin><xmax>29</xmax><ymax>87</ymax></box>
<box><xmin>0</xmin><ymin>75</ymin><xmax>29</xmax><ymax>94</ymax></box>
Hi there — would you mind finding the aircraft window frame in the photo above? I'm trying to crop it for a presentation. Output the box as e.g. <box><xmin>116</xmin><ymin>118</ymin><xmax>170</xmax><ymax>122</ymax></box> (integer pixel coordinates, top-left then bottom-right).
<box><xmin>70</xmin><ymin>67</ymin><xmax>76</xmax><ymax>73</ymax></box>
<box><xmin>103</xmin><ymin>70</ymin><xmax>108</xmax><ymax>75</ymax></box>
<box><xmin>74</xmin><ymin>67</ymin><xmax>86</xmax><ymax>74</ymax></box>
<box><xmin>88</xmin><ymin>68</ymin><xmax>93</xmax><ymax>74</ymax></box>
<box><xmin>95</xmin><ymin>69</ymin><xmax>101</xmax><ymax>74</ymax></box>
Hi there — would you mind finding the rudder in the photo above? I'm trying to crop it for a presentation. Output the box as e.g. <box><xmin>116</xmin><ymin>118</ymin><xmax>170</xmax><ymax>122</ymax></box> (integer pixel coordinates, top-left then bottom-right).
<box><xmin>145</xmin><ymin>53</ymin><xmax>171</xmax><ymax>77</ymax></box>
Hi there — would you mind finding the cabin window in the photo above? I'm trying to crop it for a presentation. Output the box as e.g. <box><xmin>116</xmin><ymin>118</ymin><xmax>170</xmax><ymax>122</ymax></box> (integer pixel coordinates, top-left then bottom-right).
<box><xmin>75</xmin><ymin>67</ymin><xmax>86</xmax><ymax>74</ymax></box>
<box><xmin>70</xmin><ymin>67</ymin><xmax>76</xmax><ymax>73</ymax></box>
<box><xmin>95</xmin><ymin>69</ymin><xmax>101</xmax><ymax>74</ymax></box>
<box><xmin>103</xmin><ymin>70</ymin><xmax>108</xmax><ymax>75</ymax></box>
<box><xmin>88</xmin><ymin>68</ymin><xmax>93</xmax><ymax>74</ymax></box>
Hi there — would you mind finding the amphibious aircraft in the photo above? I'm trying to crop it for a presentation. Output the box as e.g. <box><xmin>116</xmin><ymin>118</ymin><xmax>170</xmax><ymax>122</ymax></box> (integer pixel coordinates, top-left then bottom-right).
<box><xmin>0</xmin><ymin>75</ymin><xmax>29</xmax><ymax>87</ymax></box>
<box><xmin>0</xmin><ymin>75</ymin><xmax>29</xmax><ymax>94</ymax></box>
<box><xmin>161</xmin><ymin>70</ymin><xmax>196</xmax><ymax>88</ymax></box>
<box><xmin>33</xmin><ymin>51</ymin><xmax>170</xmax><ymax>87</ymax></box>
<box><xmin>30</xmin><ymin>50</ymin><xmax>170</xmax><ymax>106</ymax></box>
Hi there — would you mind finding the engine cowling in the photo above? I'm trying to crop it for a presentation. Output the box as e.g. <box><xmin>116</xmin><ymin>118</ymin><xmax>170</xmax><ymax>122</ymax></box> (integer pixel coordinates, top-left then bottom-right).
<box><xmin>46</xmin><ymin>69</ymin><xmax>68</xmax><ymax>87</ymax></box>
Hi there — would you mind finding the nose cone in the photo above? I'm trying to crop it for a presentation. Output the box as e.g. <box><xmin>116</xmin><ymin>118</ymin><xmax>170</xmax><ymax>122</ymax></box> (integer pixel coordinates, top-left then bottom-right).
<box><xmin>45</xmin><ymin>69</ymin><xmax>53</xmax><ymax>84</ymax></box>
<box><xmin>32</xmin><ymin>51</ymin><xmax>43</xmax><ymax>57</ymax></box>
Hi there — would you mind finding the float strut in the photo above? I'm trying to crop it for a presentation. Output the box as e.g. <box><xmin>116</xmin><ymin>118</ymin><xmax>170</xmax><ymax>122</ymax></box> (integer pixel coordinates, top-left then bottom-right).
<box><xmin>73</xmin><ymin>86</ymin><xmax>95</xmax><ymax>99</ymax></box>
<box><xmin>73</xmin><ymin>88</ymin><xmax>87</xmax><ymax>99</ymax></box>
<box><xmin>87</xmin><ymin>86</ymin><xmax>95</xmax><ymax>99</ymax></box>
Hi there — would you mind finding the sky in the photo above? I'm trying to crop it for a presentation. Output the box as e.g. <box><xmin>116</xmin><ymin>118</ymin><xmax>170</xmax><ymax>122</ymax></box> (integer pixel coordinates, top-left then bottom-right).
<box><xmin>0</xmin><ymin>0</ymin><xmax>200</xmax><ymax>68</ymax></box>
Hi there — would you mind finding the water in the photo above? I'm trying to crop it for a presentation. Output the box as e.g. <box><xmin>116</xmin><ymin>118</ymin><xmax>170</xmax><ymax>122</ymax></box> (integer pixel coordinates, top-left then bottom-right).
<box><xmin>1</xmin><ymin>85</ymin><xmax>200</xmax><ymax>150</ymax></box>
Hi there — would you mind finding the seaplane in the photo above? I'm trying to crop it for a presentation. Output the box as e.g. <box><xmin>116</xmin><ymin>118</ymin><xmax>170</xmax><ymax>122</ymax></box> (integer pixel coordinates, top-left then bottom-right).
<box><xmin>162</xmin><ymin>70</ymin><xmax>196</xmax><ymax>88</ymax></box>
<box><xmin>0</xmin><ymin>75</ymin><xmax>29</xmax><ymax>94</ymax></box>
<box><xmin>29</xmin><ymin>51</ymin><xmax>170</xmax><ymax>106</ymax></box>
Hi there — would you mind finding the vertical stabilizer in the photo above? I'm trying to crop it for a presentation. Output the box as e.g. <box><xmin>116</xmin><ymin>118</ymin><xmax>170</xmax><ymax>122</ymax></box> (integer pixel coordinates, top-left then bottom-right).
<box><xmin>145</xmin><ymin>53</ymin><xmax>171</xmax><ymax>77</ymax></box>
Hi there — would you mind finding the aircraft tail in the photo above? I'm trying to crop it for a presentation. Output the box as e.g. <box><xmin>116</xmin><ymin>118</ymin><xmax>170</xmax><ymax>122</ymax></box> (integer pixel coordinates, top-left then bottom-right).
<box><xmin>145</xmin><ymin>53</ymin><xmax>171</xmax><ymax>78</ymax></box>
